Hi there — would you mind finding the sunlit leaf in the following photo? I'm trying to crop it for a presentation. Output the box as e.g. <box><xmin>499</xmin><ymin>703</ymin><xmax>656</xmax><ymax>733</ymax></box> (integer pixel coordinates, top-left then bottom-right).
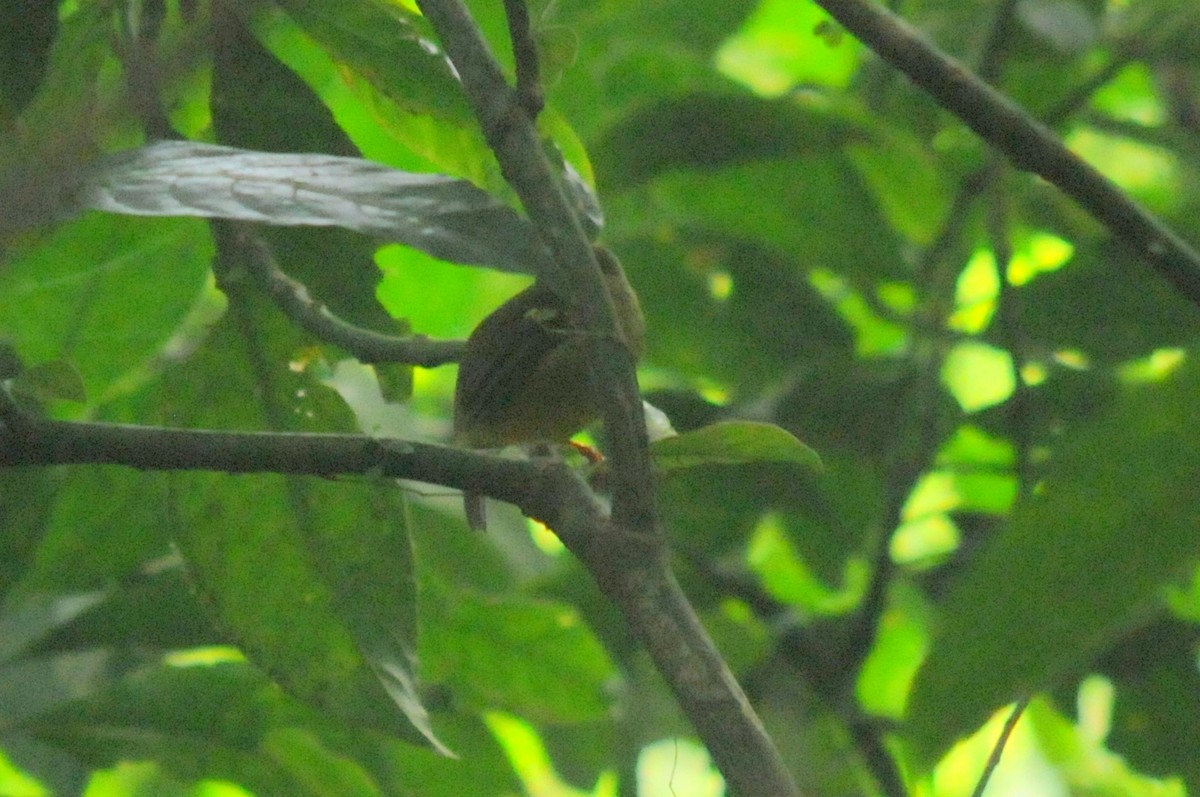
<box><xmin>906</xmin><ymin>360</ymin><xmax>1200</xmax><ymax>769</ymax></box>
<box><xmin>651</xmin><ymin>421</ymin><xmax>823</xmax><ymax>472</ymax></box>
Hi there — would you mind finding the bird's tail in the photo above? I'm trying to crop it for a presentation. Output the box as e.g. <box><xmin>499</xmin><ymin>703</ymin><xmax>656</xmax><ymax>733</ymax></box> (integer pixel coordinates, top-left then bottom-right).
<box><xmin>463</xmin><ymin>491</ymin><xmax>487</xmax><ymax>531</ymax></box>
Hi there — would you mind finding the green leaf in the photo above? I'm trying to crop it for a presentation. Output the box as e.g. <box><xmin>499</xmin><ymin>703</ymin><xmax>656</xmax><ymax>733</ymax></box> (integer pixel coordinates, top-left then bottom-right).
<box><xmin>262</xmin><ymin>727</ymin><xmax>383</xmax><ymax>797</ymax></box>
<box><xmin>152</xmin><ymin>281</ymin><xmax>438</xmax><ymax>750</ymax></box>
<box><xmin>904</xmin><ymin>359</ymin><xmax>1200</xmax><ymax>769</ymax></box>
<box><xmin>421</xmin><ymin>587</ymin><xmax>614</xmax><ymax>723</ymax></box>
<box><xmin>0</xmin><ymin>214</ymin><xmax>212</xmax><ymax>405</ymax></box>
<box><xmin>0</xmin><ymin>649</ymin><xmax>116</xmax><ymax>725</ymax></box>
<box><xmin>651</xmin><ymin>421</ymin><xmax>822</xmax><ymax>472</ymax></box>
<box><xmin>10</xmin><ymin>359</ymin><xmax>86</xmax><ymax>404</ymax></box>
<box><xmin>597</xmin><ymin>91</ymin><xmax>861</xmax><ymax>187</ymax></box>
<box><xmin>168</xmin><ymin>473</ymin><xmax>441</xmax><ymax>751</ymax></box>
<box><xmin>271</xmin><ymin>0</ymin><xmax>471</xmax><ymax>124</ymax></box>
<box><xmin>0</xmin><ymin>590</ymin><xmax>107</xmax><ymax>662</ymax></box>
<box><xmin>607</xmin><ymin>153</ymin><xmax>907</xmax><ymax>286</ymax></box>
<box><xmin>80</xmin><ymin>142</ymin><xmax>555</xmax><ymax>280</ymax></box>
<box><xmin>34</xmin><ymin>658</ymin><xmax>311</xmax><ymax>793</ymax></box>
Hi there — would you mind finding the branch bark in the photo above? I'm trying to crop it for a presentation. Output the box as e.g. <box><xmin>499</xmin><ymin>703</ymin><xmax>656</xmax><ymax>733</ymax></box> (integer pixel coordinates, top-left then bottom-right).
<box><xmin>812</xmin><ymin>0</ymin><xmax>1200</xmax><ymax>308</ymax></box>
<box><xmin>0</xmin><ymin>412</ymin><xmax>598</xmax><ymax>526</ymax></box>
<box><xmin>239</xmin><ymin>232</ymin><xmax>465</xmax><ymax>367</ymax></box>
<box><xmin>413</xmin><ymin>1</ymin><xmax>802</xmax><ymax>794</ymax></box>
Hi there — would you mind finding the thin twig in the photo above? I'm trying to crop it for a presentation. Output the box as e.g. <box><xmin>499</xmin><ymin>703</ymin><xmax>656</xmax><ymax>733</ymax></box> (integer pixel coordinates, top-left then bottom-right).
<box><xmin>970</xmin><ymin>696</ymin><xmax>1031</xmax><ymax>797</ymax></box>
<box><xmin>812</xmin><ymin>0</ymin><xmax>1200</xmax><ymax>309</ymax></box>
<box><xmin>238</xmin><ymin>234</ymin><xmax>464</xmax><ymax>367</ymax></box>
<box><xmin>502</xmin><ymin>0</ymin><xmax>544</xmax><ymax>117</ymax></box>
<box><xmin>974</xmin><ymin>0</ymin><xmax>1020</xmax><ymax>85</ymax></box>
<box><xmin>849</xmin><ymin>717</ymin><xmax>908</xmax><ymax>797</ymax></box>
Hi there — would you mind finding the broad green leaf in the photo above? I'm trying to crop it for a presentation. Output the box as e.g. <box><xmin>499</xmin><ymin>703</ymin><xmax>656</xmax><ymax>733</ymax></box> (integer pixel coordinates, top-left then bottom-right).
<box><xmin>36</xmin><ymin>658</ymin><xmax>317</xmax><ymax>793</ymax></box>
<box><xmin>168</xmin><ymin>472</ymin><xmax>439</xmax><ymax>750</ymax></box>
<box><xmin>846</xmin><ymin>129</ymin><xmax>952</xmax><ymax>247</ymax></box>
<box><xmin>262</xmin><ymin>727</ymin><xmax>383</xmax><ymax>797</ymax></box>
<box><xmin>597</xmin><ymin>92</ymin><xmax>861</xmax><ymax>187</ymax></box>
<box><xmin>547</xmin><ymin>0</ymin><xmax>759</xmax><ymax>138</ymax></box>
<box><xmin>651</xmin><ymin>421</ymin><xmax>822</xmax><ymax>472</ymax></box>
<box><xmin>250</xmin><ymin>3</ymin><xmax>504</xmax><ymax>190</ymax></box>
<box><xmin>421</xmin><ymin>586</ymin><xmax>614</xmax><ymax>723</ymax></box>
<box><xmin>153</xmin><ymin>271</ymin><xmax>436</xmax><ymax>750</ymax></box>
<box><xmin>271</xmin><ymin>0</ymin><xmax>471</xmax><ymax>124</ymax></box>
<box><xmin>12</xmin><ymin>467</ymin><xmax>182</xmax><ymax>596</ymax></box>
<box><xmin>613</xmin><ymin>235</ymin><xmax>854</xmax><ymax>394</ymax></box>
<box><xmin>905</xmin><ymin>359</ymin><xmax>1200</xmax><ymax>769</ymax></box>
<box><xmin>0</xmin><ymin>214</ymin><xmax>212</xmax><ymax>405</ymax></box>
<box><xmin>607</xmin><ymin>154</ymin><xmax>907</xmax><ymax>285</ymax></box>
<box><xmin>78</xmin><ymin>142</ymin><xmax>555</xmax><ymax>280</ymax></box>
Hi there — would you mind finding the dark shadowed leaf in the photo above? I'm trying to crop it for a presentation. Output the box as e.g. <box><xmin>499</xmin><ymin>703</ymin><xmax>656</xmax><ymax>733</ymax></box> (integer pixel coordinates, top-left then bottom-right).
<box><xmin>78</xmin><ymin>142</ymin><xmax>555</xmax><ymax>280</ymax></box>
<box><xmin>0</xmin><ymin>649</ymin><xmax>115</xmax><ymax>724</ymax></box>
<box><xmin>10</xmin><ymin>359</ymin><xmax>86</xmax><ymax>404</ymax></box>
<box><xmin>598</xmin><ymin>92</ymin><xmax>861</xmax><ymax>188</ymax></box>
<box><xmin>0</xmin><ymin>590</ymin><xmax>107</xmax><ymax>662</ymax></box>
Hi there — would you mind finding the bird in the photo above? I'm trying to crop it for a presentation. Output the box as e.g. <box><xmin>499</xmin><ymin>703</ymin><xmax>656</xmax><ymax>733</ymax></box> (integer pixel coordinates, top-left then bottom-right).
<box><xmin>453</xmin><ymin>246</ymin><xmax>644</xmax><ymax>530</ymax></box>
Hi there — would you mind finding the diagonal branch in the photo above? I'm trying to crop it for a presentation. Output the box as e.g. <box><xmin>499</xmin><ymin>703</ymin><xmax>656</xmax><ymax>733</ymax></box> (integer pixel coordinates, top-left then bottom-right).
<box><xmin>812</xmin><ymin>0</ymin><xmax>1200</xmax><ymax>308</ymax></box>
<box><xmin>413</xmin><ymin>2</ymin><xmax>802</xmax><ymax>794</ymax></box>
<box><xmin>238</xmin><ymin>232</ymin><xmax>465</xmax><ymax>367</ymax></box>
<box><xmin>413</xmin><ymin>0</ymin><xmax>656</xmax><ymax>535</ymax></box>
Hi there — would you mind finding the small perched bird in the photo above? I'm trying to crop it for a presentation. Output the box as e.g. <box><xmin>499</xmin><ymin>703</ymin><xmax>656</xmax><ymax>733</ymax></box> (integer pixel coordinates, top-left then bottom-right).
<box><xmin>453</xmin><ymin>246</ymin><xmax>645</xmax><ymax>529</ymax></box>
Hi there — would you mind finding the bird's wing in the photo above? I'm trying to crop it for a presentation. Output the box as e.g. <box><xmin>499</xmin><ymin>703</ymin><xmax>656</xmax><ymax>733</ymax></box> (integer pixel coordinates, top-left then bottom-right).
<box><xmin>453</xmin><ymin>285</ymin><xmax>576</xmax><ymax>443</ymax></box>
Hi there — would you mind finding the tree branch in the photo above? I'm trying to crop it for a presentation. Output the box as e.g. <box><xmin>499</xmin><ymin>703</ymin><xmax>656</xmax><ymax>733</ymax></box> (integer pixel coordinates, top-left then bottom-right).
<box><xmin>0</xmin><ymin>411</ymin><xmax>600</xmax><ymax>527</ymax></box>
<box><xmin>413</xmin><ymin>2</ymin><xmax>801</xmax><ymax>794</ymax></box>
<box><xmin>812</xmin><ymin>0</ymin><xmax>1200</xmax><ymax>309</ymax></box>
<box><xmin>414</xmin><ymin>0</ymin><xmax>656</xmax><ymax>535</ymax></box>
<box><xmin>501</xmin><ymin>0</ymin><xmax>544</xmax><ymax>117</ymax></box>
<box><xmin>238</xmin><ymin>233</ymin><xmax>465</xmax><ymax>367</ymax></box>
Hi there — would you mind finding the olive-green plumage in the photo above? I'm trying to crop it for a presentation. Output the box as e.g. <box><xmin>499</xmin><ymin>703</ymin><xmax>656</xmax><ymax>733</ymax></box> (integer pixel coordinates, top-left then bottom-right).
<box><xmin>453</xmin><ymin>247</ymin><xmax>644</xmax><ymax>529</ymax></box>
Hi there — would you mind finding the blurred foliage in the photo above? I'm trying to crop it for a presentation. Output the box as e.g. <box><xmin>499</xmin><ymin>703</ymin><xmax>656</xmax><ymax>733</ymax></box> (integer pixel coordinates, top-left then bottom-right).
<box><xmin>2</xmin><ymin>0</ymin><xmax>1200</xmax><ymax>795</ymax></box>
